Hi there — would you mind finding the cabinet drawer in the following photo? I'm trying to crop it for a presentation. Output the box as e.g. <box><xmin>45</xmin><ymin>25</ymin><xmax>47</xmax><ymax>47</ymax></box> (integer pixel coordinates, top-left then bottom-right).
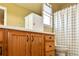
<box><xmin>45</xmin><ymin>51</ymin><xmax>55</xmax><ymax>56</ymax></box>
<box><xmin>45</xmin><ymin>35</ymin><xmax>54</xmax><ymax>41</ymax></box>
<box><xmin>45</xmin><ymin>42</ymin><xmax>55</xmax><ymax>51</ymax></box>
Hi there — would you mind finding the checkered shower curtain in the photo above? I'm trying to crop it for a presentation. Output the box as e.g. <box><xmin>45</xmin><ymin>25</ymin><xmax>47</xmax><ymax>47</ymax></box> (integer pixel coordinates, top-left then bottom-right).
<box><xmin>54</xmin><ymin>4</ymin><xmax>79</xmax><ymax>56</ymax></box>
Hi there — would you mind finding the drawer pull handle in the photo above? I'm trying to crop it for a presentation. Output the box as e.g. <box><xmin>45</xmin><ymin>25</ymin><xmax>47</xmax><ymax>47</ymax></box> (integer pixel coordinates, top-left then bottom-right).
<box><xmin>32</xmin><ymin>39</ymin><xmax>34</xmax><ymax>42</ymax></box>
<box><xmin>49</xmin><ymin>37</ymin><xmax>51</xmax><ymax>39</ymax></box>
<box><xmin>27</xmin><ymin>39</ymin><xmax>28</xmax><ymax>42</ymax></box>
<box><xmin>32</xmin><ymin>36</ymin><xmax>34</xmax><ymax>42</ymax></box>
<box><xmin>49</xmin><ymin>45</ymin><xmax>52</xmax><ymax>47</ymax></box>
<box><xmin>27</xmin><ymin>36</ymin><xmax>29</xmax><ymax>42</ymax></box>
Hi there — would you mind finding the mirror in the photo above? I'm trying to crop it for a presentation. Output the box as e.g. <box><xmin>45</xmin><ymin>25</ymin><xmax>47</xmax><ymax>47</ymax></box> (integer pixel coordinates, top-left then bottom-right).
<box><xmin>0</xmin><ymin>6</ymin><xmax>7</xmax><ymax>26</ymax></box>
<box><xmin>0</xmin><ymin>9</ymin><xmax>4</xmax><ymax>25</ymax></box>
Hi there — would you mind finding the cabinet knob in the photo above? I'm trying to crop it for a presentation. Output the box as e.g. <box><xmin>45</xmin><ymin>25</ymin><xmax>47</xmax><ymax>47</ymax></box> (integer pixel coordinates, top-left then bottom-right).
<box><xmin>49</xmin><ymin>45</ymin><xmax>52</xmax><ymax>47</ymax></box>
<box><xmin>49</xmin><ymin>37</ymin><xmax>52</xmax><ymax>39</ymax></box>
<box><xmin>27</xmin><ymin>39</ymin><xmax>28</xmax><ymax>42</ymax></box>
<box><xmin>32</xmin><ymin>39</ymin><xmax>34</xmax><ymax>42</ymax></box>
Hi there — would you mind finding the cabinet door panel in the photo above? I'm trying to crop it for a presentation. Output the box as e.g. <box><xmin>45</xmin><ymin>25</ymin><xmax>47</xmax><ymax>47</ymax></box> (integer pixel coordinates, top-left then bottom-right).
<box><xmin>31</xmin><ymin>33</ymin><xmax>44</xmax><ymax>56</ymax></box>
<box><xmin>0</xmin><ymin>29</ymin><xmax>4</xmax><ymax>56</ymax></box>
<box><xmin>0</xmin><ymin>29</ymin><xmax>4</xmax><ymax>42</ymax></box>
<box><xmin>7</xmin><ymin>30</ymin><xmax>30</xmax><ymax>56</ymax></box>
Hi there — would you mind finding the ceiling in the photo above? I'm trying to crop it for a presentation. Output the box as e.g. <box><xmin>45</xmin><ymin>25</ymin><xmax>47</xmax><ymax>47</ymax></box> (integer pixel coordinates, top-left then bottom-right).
<box><xmin>52</xmin><ymin>3</ymin><xmax>74</xmax><ymax>12</ymax></box>
<box><xmin>16</xmin><ymin>3</ymin><xmax>43</xmax><ymax>15</ymax></box>
<box><xmin>16</xmin><ymin>3</ymin><xmax>74</xmax><ymax>15</ymax></box>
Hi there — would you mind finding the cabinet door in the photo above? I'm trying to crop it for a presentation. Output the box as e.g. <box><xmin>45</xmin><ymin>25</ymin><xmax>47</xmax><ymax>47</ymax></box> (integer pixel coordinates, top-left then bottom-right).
<box><xmin>7</xmin><ymin>30</ymin><xmax>30</xmax><ymax>56</ymax></box>
<box><xmin>0</xmin><ymin>29</ymin><xmax>4</xmax><ymax>42</ymax></box>
<box><xmin>33</xmin><ymin>14</ymin><xmax>43</xmax><ymax>32</ymax></box>
<box><xmin>31</xmin><ymin>33</ymin><xmax>44</xmax><ymax>56</ymax></box>
<box><xmin>0</xmin><ymin>29</ymin><xmax>4</xmax><ymax>56</ymax></box>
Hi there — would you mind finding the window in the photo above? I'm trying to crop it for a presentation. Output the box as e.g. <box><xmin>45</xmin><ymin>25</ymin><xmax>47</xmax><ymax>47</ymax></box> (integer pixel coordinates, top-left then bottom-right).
<box><xmin>43</xmin><ymin>4</ymin><xmax>52</xmax><ymax>14</ymax></box>
<box><xmin>43</xmin><ymin>3</ymin><xmax>53</xmax><ymax>27</ymax></box>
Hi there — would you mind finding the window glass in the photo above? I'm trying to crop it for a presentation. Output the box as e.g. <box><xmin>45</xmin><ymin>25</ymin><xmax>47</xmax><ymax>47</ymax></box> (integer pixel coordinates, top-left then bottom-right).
<box><xmin>43</xmin><ymin>14</ymin><xmax>50</xmax><ymax>25</ymax></box>
<box><xmin>43</xmin><ymin>3</ymin><xmax>53</xmax><ymax>26</ymax></box>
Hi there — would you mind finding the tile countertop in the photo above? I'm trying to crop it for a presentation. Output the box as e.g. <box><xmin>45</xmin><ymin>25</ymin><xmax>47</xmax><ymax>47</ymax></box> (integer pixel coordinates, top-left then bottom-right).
<box><xmin>0</xmin><ymin>25</ymin><xmax>55</xmax><ymax>35</ymax></box>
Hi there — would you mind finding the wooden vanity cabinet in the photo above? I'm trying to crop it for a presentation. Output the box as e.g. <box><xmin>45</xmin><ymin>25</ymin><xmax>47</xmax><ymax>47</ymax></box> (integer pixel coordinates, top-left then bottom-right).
<box><xmin>6</xmin><ymin>30</ymin><xmax>45</xmax><ymax>56</ymax></box>
<box><xmin>0</xmin><ymin>29</ymin><xmax>55</xmax><ymax>56</ymax></box>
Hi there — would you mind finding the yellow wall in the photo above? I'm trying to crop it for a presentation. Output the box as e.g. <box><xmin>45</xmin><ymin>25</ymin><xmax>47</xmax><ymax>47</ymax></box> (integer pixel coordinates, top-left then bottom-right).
<box><xmin>0</xmin><ymin>3</ymin><xmax>31</xmax><ymax>28</ymax></box>
<box><xmin>0</xmin><ymin>3</ymin><xmax>53</xmax><ymax>32</ymax></box>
